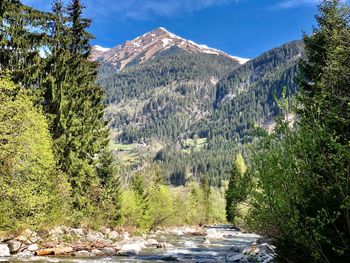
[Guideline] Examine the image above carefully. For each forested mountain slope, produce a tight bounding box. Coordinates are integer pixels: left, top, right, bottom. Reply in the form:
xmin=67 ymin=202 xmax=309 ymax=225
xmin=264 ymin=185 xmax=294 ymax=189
xmin=94 ymin=29 xmax=304 ymax=185
xmin=99 ymin=53 xmax=240 ymax=143
xmin=195 ymin=40 xmax=303 ymax=142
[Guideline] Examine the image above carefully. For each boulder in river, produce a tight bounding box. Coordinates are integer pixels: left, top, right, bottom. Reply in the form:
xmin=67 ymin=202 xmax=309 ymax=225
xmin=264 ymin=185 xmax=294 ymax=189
xmin=145 ymin=238 xmax=159 ymax=247
xmin=156 ymin=242 xmax=174 ymax=249
xmin=230 ymin=245 xmax=241 ymax=252
xmin=7 ymin=240 xmax=22 ymax=253
xmin=101 ymin=247 xmax=117 ymax=256
xmin=203 ymin=237 xmax=211 ymax=246
xmin=205 ymin=229 xmax=224 ymax=239
xmin=118 ymin=242 xmax=144 ymax=255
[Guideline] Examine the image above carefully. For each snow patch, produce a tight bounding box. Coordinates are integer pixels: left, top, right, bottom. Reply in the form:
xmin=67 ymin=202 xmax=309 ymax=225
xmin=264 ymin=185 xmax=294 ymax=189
xmin=198 ymin=44 xmax=210 ymax=49
xmin=161 ymin=38 xmax=173 ymax=47
xmin=94 ymin=45 xmax=110 ymax=53
xmin=230 ymin=56 xmax=250 ymax=64
xmin=202 ymin=50 xmax=219 ymax=55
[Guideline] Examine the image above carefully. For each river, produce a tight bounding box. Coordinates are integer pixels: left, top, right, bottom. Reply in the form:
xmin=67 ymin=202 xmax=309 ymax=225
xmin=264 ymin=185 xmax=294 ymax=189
xmin=0 ymin=225 xmax=266 ymax=262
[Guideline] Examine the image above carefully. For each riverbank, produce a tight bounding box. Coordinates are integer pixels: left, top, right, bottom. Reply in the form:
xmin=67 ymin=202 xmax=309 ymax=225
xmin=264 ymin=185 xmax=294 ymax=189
xmin=0 ymin=225 xmax=275 ymax=262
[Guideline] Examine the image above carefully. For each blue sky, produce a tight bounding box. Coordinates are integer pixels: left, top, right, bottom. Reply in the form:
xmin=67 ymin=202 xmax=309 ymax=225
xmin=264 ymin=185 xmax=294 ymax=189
xmin=22 ymin=0 xmax=322 ymax=58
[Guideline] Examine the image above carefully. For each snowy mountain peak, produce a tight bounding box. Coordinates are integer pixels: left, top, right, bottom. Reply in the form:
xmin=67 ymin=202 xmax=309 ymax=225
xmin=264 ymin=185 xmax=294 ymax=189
xmin=91 ymin=27 xmax=249 ymax=70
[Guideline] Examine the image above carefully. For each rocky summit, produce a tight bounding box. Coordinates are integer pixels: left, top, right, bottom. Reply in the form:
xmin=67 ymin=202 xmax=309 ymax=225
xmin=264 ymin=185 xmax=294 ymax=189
xmin=90 ymin=27 xmax=249 ymax=70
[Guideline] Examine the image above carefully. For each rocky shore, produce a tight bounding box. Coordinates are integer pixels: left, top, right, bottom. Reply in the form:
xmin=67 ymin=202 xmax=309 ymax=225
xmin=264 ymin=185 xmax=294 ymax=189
xmin=0 ymin=225 xmax=276 ymax=262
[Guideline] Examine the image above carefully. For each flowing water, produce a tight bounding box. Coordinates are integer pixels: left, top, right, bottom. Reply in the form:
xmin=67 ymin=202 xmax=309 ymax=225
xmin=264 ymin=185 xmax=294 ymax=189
xmin=0 ymin=225 xmax=260 ymax=263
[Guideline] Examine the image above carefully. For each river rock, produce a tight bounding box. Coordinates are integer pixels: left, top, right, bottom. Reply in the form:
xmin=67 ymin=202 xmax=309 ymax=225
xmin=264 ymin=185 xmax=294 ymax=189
xmin=159 ymin=236 xmax=166 ymax=242
xmin=49 ymin=226 xmax=65 ymax=236
xmin=243 ymin=243 xmax=276 ymax=263
xmin=132 ymin=236 xmax=145 ymax=243
xmin=170 ymin=228 xmax=184 ymax=235
xmin=227 ymin=253 xmax=244 ymax=262
xmin=182 ymin=226 xmax=199 ymax=235
xmin=191 ymin=231 xmax=206 ymax=236
xmin=145 ymin=238 xmax=159 ymax=247
xmin=70 ymin=228 xmax=85 ymax=237
xmin=99 ymin=227 xmax=111 ymax=235
xmin=205 ymin=229 xmax=223 ymax=239
xmin=203 ymin=238 xmax=211 ymax=246
xmin=27 ymin=244 xmax=39 ymax=252
xmin=118 ymin=242 xmax=143 ymax=255
xmin=86 ymin=230 xmax=104 ymax=243
xmin=17 ymin=251 xmax=34 ymax=257
xmin=122 ymin=232 xmax=130 ymax=240
xmin=7 ymin=240 xmax=22 ymax=253
xmin=73 ymin=250 xmax=92 ymax=257
xmin=16 ymin=229 xmax=38 ymax=244
xmin=101 ymin=247 xmax=117 ymax=256
xmin=0 ymin=244 xmax=10 ymax=257
xmin=148 ymin=234 xmax=157 ymax=239
xmin=230 ymin=245 xmax=241 ymax=252
xmin=156 ymin=242 xmax=174 ymax=249
xmin=107 ymin=231 xmax=119 ymax=240
xmin=91 ymin=249 xmax=104 ymax=256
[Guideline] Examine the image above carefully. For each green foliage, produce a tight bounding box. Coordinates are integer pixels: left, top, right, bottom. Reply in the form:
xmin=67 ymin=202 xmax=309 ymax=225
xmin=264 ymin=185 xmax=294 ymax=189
xmin=0 ymin=77 xmax=70 ymax=231
xmin=119 ymin=165 xmax=226 ymax=230
xmin=0 ymin=0 xmax=120 ymax=229
xmin=225 ymin=153 xmax=252 ymax=224
xmin=248 ymin=1 xmax=350 ymax=262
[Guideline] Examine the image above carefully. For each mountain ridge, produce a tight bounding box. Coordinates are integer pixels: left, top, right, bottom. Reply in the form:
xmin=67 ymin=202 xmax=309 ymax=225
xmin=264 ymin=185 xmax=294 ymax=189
xmin=91 ymin=27 xmax=249 ymax=70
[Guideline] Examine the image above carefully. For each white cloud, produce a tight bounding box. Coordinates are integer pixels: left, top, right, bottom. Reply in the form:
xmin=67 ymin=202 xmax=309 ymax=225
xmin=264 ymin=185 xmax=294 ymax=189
xmin=276 ymin=0 xmax=322 ymax=9
xmin=23 ymin=0 xmax=239 ymax=20
xmin=85 ymin=0 xmax=240 ymax=20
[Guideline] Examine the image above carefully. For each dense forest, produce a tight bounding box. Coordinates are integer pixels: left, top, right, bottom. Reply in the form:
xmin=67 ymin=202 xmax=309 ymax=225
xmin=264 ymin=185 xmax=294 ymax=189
xmin=98 ymin=38 xmax=303 ymax=186
xmin=0 ymin=0 xmax=349 ymax=262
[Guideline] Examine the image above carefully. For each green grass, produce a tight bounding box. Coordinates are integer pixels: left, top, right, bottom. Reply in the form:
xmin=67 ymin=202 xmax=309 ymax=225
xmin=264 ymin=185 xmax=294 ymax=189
xmin=110 ymin=142 xmax=138 ymax=151
xmin=182 ymin=138 xmax=208 ymax=154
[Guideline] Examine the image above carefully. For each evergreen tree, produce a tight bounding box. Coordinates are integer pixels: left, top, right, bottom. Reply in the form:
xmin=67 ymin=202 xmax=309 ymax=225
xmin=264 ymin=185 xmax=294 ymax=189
xmin=97 ymin=148 xmax=122 ymax=225
xmin=225 ymin=153 xmax=249 ymax=224
xmin=47 ymin=0 xmax=112 ymax=212
xmin=200 ymin=175 xmax=212 ymax=223
xmin=0 ymin=0 xmax=49 ymax=89
xmin=131 ymin=173 xmax=151 ymax=228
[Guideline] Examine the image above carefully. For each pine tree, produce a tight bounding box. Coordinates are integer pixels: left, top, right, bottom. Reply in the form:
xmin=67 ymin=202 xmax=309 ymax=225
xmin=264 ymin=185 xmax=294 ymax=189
xmin=98 ymin=148 xmax=122 ymax=225
xmin=200 ymin=175 xmax=212 ymax=223
xmin=46 ymin=0 xmax=112 ymax=212
xmin=225 ymin=153 xmax=248 ymax=223
xmin=299 ymin=0 xmax=350 ymax=142
xmin=0 ymin=0 xmax=49 ymax=89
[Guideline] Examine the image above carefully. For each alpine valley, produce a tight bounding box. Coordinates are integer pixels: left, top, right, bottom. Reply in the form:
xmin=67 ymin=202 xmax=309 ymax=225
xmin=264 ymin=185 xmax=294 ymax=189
xmin=91 ymin=27 xmax=304 ymax=185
